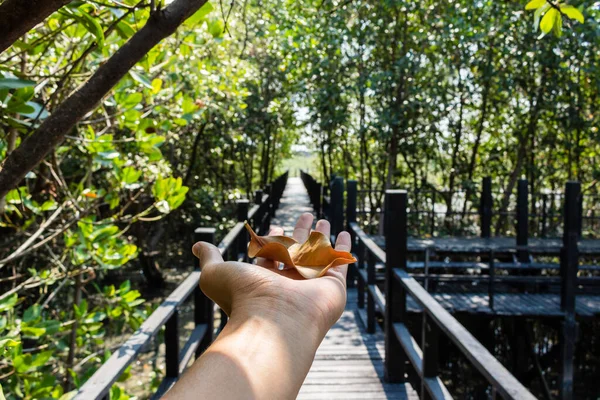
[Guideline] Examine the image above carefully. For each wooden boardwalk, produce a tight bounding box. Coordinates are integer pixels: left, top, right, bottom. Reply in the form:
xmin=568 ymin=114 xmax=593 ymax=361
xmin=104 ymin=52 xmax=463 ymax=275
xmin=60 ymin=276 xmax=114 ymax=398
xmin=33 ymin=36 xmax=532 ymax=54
xmin=405 ymin=292 xmax=600 ymax=316
xmin=372 ymin=235 xmax=600 ymax=255
xmin=272 ymin=177 xmax=417 ymax=400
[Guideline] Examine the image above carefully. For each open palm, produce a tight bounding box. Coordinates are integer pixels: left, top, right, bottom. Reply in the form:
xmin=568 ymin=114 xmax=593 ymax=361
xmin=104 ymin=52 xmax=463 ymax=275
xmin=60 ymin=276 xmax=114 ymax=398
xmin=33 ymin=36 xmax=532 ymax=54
xmin=192 ymin=213 xmax=351 ymax=335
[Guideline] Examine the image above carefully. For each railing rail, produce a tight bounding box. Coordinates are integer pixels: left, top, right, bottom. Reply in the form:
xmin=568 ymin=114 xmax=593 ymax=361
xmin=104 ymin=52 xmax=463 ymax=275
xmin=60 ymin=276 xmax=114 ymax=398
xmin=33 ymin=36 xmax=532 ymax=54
xmin=75 ymin=172 xmax=288 ymax=400
xmin=349 ymin=217 xmax=537 ymax=399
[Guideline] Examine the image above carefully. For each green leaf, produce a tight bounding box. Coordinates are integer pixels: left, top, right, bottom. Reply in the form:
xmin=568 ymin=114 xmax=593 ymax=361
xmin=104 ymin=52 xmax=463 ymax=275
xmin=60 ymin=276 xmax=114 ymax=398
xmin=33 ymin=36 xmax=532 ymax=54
xmin=560 ymin=5 xmax=584 ymax=23
xmin=540 ymin=8 xmax=557 ymax=33
xmin=19 ymin=101 xmax=49 ymax=120
xmin=59 ymin=391 xmax=77 ymax=400
xmin=23 ymin=304 xmax=41 ymax=323
xmin=31 ymin=350 xmax=53 ymax=367
xmin=151 ymin=78 xmax=163 ymax=94
xmin=78 ymin=9 xmax=105 ymax=48
xmin=185 ymin=1 xmax=215 ymax=26
xmin=553 ymin=12 xmax=563 ymax=37
xmin=0 ymin=337 xmax=20 ymax=348
xmin=0 ymin=78 xmax=35 ymax=89
xmin=0 ymin=382 xmax=6 ymax=400
xmin=208 ymin=19 xmax=225 ymax=38
xmin=534 ymin=3 xmax=551 ymax=31
xmin=0 ymin=294 xmax=18 ymax=312
xmin=116 ymin=20 xmax=135 ymax=39
xmin=525 ymin=0 xmax=546 ymax=10
xmin=84 ymin=312 xmax=107 ymax=324
xmin=119 ymin=280 xmax=131 ymax=294
xmin=129 ymin=70 xmax=153 ymax=89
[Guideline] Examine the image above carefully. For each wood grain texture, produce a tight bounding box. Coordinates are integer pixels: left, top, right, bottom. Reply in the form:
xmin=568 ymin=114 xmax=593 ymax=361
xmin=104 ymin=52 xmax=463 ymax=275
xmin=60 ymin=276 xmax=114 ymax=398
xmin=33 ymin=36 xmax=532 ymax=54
xmin=297 ymin=289 xmax=418 ymax=400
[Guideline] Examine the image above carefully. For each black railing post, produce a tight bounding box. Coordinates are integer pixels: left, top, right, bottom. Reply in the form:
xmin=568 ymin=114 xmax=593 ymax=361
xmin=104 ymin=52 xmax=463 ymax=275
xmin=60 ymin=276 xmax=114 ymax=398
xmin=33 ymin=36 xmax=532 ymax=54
xmin=347 ymin=180 xmax=357 ymax=288
xmin=254 ymin=190 xmax=263 ymax=206
xmin=577 ymin=195 xmax=583 ymax=239
xmin=316 ymin=182 xmax=323 ymax=219
xmin=254 ymin=190 xmax=265 ymax=234
xmin=347 ymin=180 xmax=358 ymax=229
xmin=237 ymin=199 xmax=249 ymax=261
xmin=194 ymin=227 xmax=216 ymax=356
xmin=165 ymin=309 xmax=180 ymax=380
xmin=517 ymin=179 xmax=529 ymax=263
xmin=541 ymin=193 xmax=548 ymax=238
xmin=265 ymin=184 xmax=274 ymax=218
xmin=560 ymin=181 xmax=580 ymax=400
xmin=331 ymin=177 xmax=344 ymax=237
xmin=384 ymin=190 xmax=408 ymax=383
xmin=480 ymin=177 xmax=492 ymax=238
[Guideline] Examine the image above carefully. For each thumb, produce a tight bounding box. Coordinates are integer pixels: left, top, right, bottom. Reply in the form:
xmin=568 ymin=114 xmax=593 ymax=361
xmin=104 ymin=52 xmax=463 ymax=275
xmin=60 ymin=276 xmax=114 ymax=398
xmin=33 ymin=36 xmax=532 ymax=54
xmin=192 ymin=241 xmax=224 ymax=270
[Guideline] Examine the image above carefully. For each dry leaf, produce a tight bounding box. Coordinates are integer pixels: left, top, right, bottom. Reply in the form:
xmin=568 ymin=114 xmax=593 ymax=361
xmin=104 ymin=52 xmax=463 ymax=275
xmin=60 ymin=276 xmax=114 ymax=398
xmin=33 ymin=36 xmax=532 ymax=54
xmin=244 ymin=222 xmax=356 ymax=279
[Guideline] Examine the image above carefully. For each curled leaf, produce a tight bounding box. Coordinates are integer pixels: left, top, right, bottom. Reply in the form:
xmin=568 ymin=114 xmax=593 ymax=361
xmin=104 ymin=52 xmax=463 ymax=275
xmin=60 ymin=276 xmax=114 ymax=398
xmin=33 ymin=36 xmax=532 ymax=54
xmin=245 ymin=222 xmax=356 ymax=279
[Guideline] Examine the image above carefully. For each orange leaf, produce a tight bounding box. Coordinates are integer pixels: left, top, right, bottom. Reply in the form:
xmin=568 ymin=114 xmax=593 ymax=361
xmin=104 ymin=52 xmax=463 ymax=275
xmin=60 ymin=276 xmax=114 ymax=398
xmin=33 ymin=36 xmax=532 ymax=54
xmin=244 ymin=222 xmax=356 ymax=279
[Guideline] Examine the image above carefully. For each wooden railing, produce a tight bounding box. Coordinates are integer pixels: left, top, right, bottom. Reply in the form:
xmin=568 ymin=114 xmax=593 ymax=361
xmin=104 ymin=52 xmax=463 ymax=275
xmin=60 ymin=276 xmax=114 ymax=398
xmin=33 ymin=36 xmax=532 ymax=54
xmin=349 ymin=190 xmax=537 ymax=400
xmin=299 ymin=171 xmax=539 ymax=399
xmin=75 ymin=172 xmax=288 ymax=400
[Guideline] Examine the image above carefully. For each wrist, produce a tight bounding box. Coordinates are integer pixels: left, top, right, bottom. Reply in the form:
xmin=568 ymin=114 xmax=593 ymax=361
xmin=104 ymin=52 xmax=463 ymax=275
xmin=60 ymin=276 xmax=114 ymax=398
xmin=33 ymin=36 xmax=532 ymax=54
xmin=229 ymin=296 xmax=326 ymax=349
xmin=208 ymin=309 xmax=321 ymax=399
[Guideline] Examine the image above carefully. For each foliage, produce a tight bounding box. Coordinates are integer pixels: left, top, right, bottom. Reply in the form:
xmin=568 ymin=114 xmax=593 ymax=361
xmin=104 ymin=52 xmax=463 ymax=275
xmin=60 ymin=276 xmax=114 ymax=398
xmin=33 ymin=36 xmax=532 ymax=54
xmin=525 ymin=0 xmax=585 ymax=37
xmin=0 ymin=0 xmax=297 ymax=397
xmin=0 ymin=0 xmax=598 ymax=397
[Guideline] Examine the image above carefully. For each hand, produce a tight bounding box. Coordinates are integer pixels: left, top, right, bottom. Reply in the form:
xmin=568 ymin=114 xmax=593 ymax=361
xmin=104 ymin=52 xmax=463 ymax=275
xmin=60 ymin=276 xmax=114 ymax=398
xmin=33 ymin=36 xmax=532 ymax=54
xmin=192 ymin=212 xmax=351 ymax=341
xmin=164 ymin=214 xmax=352 ymax=400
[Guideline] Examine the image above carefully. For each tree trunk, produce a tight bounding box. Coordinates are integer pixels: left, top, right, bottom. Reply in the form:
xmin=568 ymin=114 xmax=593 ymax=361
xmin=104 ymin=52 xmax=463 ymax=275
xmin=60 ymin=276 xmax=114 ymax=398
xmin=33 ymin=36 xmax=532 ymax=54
xmin=0 ymin=0 xmax=209 ymax=199
xmin=0 ymin=0 xmax=72 ymax=54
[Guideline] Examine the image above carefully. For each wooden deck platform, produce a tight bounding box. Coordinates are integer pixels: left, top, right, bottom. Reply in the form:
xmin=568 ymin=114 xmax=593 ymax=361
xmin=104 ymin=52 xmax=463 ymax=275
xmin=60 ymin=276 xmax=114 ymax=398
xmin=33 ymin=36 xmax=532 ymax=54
xmin=405 ymin=292 xmax=600 ymax=317
xmin=273 ymin=178 xmax=417 ymax=399
xmin=372 ymin=235 xmax=600 ymax=256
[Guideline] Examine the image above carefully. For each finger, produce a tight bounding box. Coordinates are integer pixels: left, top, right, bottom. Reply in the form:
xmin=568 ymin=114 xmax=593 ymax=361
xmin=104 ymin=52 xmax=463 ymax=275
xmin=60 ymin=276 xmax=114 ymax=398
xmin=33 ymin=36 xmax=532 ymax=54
xmin=192 ymin=241 xmax=224 ymax=270
xmin=334 ymin=231 xmax=351 ymax=252
xmin=314 ymin=219 xmax=331 ymax=239
xmin=293 ymin=213 xmax=314 ymax=243
xmin=269 ymin=226 xmax=284 ymax=236
xmin=324 ymin=231 xmax=352 ymax=284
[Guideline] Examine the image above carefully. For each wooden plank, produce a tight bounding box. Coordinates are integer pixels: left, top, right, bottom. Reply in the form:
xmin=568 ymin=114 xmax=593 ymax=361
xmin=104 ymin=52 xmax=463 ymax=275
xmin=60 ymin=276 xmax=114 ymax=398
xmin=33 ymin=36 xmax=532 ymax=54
xmin=369 ymin=284 xmax=386 ymax=312
xmin=393 ymin=323 xmax=422 ymax=376
xmin=395 ymin=269 xmax=537 ymax=400
xmin=423 ymin=377 xmax=454 ymax=400
xmin=350 ymin=222 xmax=386 ymax=263
xmin=75 ymin=271 xmax=200 ymax=400
xmin=217 ymin=222 xmax=244 ymax=255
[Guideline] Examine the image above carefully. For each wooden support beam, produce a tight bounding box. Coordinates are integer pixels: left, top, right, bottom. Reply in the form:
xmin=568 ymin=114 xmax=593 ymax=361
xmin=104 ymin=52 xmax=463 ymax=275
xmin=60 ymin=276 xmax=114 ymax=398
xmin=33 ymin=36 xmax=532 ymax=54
xmin=480 ymin=177 xmax=492 ymax=238
xmin=331 ymin=177 xmax=344 ymax=237
xmin=384 ymin=189 xmax=408 ymax=382
xmin=560 ymin=181 xmax=580 ymax=400
xmin=517 ymin=179 xmax=529 ymax=262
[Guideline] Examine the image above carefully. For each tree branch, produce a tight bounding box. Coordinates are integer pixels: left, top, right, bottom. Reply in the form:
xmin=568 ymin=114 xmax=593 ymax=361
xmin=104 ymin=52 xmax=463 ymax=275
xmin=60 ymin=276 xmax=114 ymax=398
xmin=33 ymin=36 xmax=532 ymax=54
xmin=0 ymin=0 xmax=209 ymax=199
xmin=0 ymin=0 xmax=72 ymax=54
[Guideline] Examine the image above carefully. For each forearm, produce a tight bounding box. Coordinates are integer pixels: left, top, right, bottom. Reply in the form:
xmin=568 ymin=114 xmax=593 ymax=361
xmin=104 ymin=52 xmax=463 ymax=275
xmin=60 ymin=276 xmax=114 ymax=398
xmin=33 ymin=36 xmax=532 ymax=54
xmin=164 ymin=307 xmax=324 ymax=399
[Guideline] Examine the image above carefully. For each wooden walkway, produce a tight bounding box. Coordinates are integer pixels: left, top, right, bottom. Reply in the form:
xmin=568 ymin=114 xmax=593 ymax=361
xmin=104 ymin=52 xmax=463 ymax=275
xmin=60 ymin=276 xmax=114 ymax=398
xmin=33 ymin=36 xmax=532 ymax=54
xmin=372 ymin=235 xmax=600 ymax=255
xmin=272 ymin=177 xmax=417 ymax=400
xmin=405 ymin=292 xmax=600 ymax=317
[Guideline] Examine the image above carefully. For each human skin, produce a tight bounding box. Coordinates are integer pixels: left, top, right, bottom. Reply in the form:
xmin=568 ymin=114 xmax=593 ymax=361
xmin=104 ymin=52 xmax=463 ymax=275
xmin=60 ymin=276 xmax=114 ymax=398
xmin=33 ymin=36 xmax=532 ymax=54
xmin=163 ymin=213 xmax=351 ymax=400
